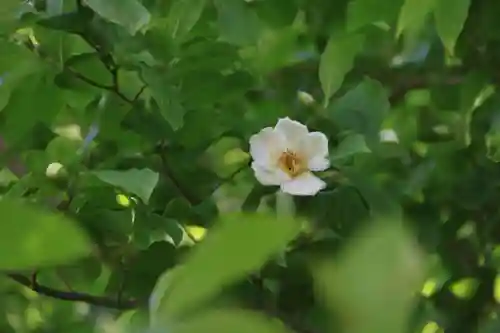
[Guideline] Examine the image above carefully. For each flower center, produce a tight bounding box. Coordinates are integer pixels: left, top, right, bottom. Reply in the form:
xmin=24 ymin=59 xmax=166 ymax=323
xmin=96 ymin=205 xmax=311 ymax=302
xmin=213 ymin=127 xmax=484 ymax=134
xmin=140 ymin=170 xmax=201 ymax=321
xmin=278 ymin=150 xmax=307 ymax=178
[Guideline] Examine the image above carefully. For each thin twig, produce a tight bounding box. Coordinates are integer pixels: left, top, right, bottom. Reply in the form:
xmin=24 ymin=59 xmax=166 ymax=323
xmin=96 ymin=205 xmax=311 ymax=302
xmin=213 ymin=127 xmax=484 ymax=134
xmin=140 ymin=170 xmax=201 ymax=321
xmin=133 ymin=85 xmax=147 ymax=102
xmin=68 ymin=69 xmax=134 ymax=104
xmin=158 ymin=148 xmax=200 ymax=205
xmin=7 ymin=273 xmax=139 ymax=309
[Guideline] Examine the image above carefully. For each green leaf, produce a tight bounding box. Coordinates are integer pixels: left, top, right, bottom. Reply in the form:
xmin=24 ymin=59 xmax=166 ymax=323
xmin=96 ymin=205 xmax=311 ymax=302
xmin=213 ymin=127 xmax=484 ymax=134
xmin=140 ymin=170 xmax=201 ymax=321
xmin=172 ymin=308 xmax=294 ymax=333
xmin=0 ymin=40 xmax=42 ymax=87
xmin=166 ymin=0 xmax=207 ymax=40
xmin=46 ymin=136 xmax=82 ymax=166
xmin=141 ymin=66 xmax=185 ymax=130
xmin=0 ymin=84 xmax=10 ymax=112
xmin=0 ymin=198 xmax=91 ymax=270
xmin=312 ymin=222 xmax=425 ymax=333
xmin=433 ymin=0 xmax=471 ymax=54
xmin=46 ymin=0 xmax=64 ymax=16
xmin=346 ymin=0 xmax=405 ymax=31
xmin=331 ymin=134 xmax=371 ymax=163
xmin=83 ymin=0 xmax=151 ymax=35
xmin=319 ymin=32 xmax=364 ymax=105
xmin=485 ymin=112 xmax=500 ymax=162
xmin=396 ymin=0 xmax=435 ymax=37
xmin=0 ymin=0 xmax=20 ymax=24
xmin=214 ymin=0 xmax=262 ymax=46
xmin=65 ymin=53 xmax=113 ymax=87
xmin=151 ymin=213 xmax=302 ymax=322
xmin=92 ymin=168 xmax=159 ymax=204
xmin=3 ymin=72 xmax=65 ymax=144
xmin=329 ymin=78 xmax=390 ymax=142
xmin=344 ymin=168 xmax=401 ymax=216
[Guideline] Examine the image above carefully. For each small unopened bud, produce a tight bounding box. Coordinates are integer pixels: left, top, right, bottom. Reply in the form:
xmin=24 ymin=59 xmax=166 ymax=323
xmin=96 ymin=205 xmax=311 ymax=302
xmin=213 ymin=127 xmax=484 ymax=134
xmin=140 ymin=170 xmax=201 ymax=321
xmin=46 ymin=162 xmax=64 ymax=178
xmin=116 ymin=194 xmax=131 ymax=207
xmin=379 ymin=129 xmax=399 ymax=143
xmin=297 ymin=91 xmax=315 ymax=106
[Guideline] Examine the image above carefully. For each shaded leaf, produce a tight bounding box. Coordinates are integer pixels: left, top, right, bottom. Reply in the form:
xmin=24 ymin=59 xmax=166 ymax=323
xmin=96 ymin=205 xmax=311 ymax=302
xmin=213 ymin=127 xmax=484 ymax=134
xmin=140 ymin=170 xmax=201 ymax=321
xmin=331 ymin=133 xmax=371 ymax=163
xmin=329 ymin=78 xmax=390 ymax=142
xmin=214 ymin=0 xmax=262 ymax=46
xmin=142 ymin=66 xmax=185 ymax=130
xmin=166 ymin=0 xmax=207 ymax=40
xmin=319 ymin=32 xmax=364 ymax=105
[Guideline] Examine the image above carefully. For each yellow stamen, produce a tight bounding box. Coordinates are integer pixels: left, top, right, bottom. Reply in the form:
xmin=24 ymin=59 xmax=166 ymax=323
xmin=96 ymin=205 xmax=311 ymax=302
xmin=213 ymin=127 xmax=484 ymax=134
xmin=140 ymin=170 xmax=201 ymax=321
xmin=278 ymin=150 xmax=307 ymax=178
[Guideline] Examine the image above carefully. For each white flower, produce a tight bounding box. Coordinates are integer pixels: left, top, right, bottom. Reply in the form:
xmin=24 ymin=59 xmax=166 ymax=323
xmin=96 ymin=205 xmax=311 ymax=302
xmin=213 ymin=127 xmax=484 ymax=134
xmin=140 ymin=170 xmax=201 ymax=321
xmin=249 ymin=117 xmax=330 ymax=196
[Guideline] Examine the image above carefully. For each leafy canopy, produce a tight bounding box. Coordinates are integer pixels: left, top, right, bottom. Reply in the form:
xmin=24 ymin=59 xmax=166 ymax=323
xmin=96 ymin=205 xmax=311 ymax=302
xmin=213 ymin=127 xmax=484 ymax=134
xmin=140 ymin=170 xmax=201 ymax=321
xmin=0 ymin=0 xmax=499 ymax=333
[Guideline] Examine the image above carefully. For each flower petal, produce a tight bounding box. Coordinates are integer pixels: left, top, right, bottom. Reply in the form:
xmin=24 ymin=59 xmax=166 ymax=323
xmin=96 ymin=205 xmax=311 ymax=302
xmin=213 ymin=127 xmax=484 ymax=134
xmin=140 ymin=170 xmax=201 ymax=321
xmin=249 ymin=127 xmax=286 ymax=165
xmin=280 ymin=172 xmax=326 ymax=196
xmin=252 ymin=162 xmax=289 ymax=186
xmin=275 ymin=117 xmax=309 ymax=149
xmin=308 ymin=157 xmax=330 ymax=171
xmin=304 ymin=132 xmax=330 ymax=171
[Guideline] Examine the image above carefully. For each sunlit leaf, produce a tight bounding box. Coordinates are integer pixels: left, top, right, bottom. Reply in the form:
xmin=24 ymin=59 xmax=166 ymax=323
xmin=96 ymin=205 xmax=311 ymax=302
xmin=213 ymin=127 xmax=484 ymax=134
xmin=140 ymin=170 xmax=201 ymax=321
xmin=449 ymin=277 xmax=478 ymax=300
xmin=172 ymin=308 xmax=293 ymax=333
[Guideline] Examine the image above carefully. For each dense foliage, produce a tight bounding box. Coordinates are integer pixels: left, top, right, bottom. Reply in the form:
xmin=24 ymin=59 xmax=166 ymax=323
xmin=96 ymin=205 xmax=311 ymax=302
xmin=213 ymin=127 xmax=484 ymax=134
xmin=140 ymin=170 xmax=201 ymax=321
xmin=1 ymin=0 xmax=500 ymax=332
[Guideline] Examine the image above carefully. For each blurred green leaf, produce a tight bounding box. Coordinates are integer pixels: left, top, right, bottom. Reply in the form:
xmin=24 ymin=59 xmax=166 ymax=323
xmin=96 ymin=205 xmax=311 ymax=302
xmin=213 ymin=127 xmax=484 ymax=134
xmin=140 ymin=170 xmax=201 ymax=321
xmin=172 ymin=308 xmax=293 ymax=333
xmin=433 ymin=0 xmax=471 ymax=54
xmin=319 ymin=32 xmax=364 ymax=105
xmin=0 ymin=198 xmax=91 ymax=270
xmin=83 ymin=0 xmax=151 ymax=35
xmin=92 ymin=168 xmax=159 ymax=204
xmin=151 ymin=213 xmax=302 ymax=322
xmin=313 ymin=222 xmax=425 ymax=333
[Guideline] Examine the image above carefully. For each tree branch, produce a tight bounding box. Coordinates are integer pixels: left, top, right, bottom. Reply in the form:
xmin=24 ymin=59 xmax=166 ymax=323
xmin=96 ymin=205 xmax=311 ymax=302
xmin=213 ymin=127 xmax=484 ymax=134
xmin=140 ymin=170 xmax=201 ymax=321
xmin=7 ymin=273 xmax=140 ymax=309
